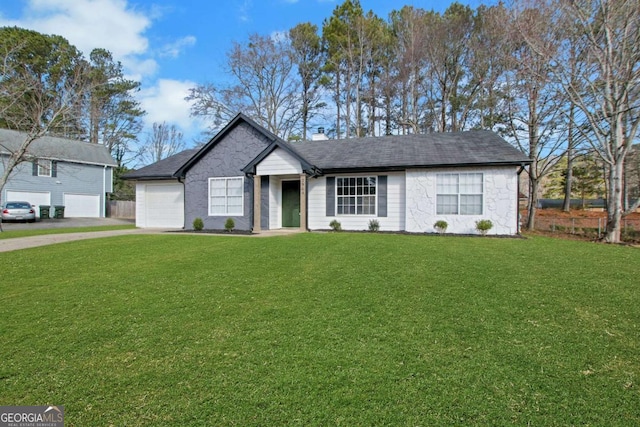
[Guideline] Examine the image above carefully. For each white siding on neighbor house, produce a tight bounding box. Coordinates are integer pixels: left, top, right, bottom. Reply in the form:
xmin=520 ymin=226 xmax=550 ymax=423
xmin=256 ymin=149 xmax=303 ymax=176
xmin=405 ymin=166 xmax=519 ymax=235
xmin=5 ymin=190 xmax=51 ymax=218
xmin=307 ymin=172 xmax=406 ymax=231
xmin=135 ymin=181 xmax=184 ymax=228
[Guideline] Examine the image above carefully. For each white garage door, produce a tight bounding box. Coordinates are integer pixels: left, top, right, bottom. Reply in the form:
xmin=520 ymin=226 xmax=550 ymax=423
xmin=64 ymin=193 xmax=101 ymax=217
xmin=6 ymin=190 xmax=51 ymax=218
xmin=144 ymin=184 xmax=184 ymax=228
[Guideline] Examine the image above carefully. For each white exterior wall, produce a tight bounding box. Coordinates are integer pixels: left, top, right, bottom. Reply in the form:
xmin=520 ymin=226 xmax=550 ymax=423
xmin=405 ymin=166 xmax=520 ymax=235
xmin=307 ymin=172 xmax=406 ymax=231
xmin=256 ymin=149 xmax=302 ymax=176
xmin=268 ymin=175 xmax=283 ymax=229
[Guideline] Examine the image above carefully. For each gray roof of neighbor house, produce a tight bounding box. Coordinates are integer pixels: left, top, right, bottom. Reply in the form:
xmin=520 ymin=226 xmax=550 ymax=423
xmin=122 ymin=148 xmax=199 ymax=180
xmin=0 ymin=128 xmax=117 ymax=166
xmin=288 ymin=130 xmax=530 ymax=173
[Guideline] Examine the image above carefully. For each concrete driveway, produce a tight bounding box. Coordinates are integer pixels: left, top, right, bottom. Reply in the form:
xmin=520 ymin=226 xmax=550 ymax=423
xmin=0 ymin=217 xmax=143 ymax=253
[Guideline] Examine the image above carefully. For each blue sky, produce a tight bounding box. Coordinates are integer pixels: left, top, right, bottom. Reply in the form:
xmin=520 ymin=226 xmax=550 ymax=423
xmin=0 ymin=0 xmax=489 ymax=146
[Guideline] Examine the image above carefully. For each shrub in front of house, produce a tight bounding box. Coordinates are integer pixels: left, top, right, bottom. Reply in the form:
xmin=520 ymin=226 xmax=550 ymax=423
xmin=225 ymin=218 xmax=235 ymax=232
xmin=368 ymin=219 xmax=380 ymax=232
xmin=192 ymin=217 xmax=204 ymax=231
xmin=475 ymin=219 xmax=493 ymax=236
xmin=434 ymin=220 xmax=448 ymax=234
xmin=329 ymin=219 xmax=342 ymax=232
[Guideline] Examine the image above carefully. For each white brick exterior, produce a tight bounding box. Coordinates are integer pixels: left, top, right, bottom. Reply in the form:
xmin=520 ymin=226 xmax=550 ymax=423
xmin=405 ymin=166 xmax=520 ymax=235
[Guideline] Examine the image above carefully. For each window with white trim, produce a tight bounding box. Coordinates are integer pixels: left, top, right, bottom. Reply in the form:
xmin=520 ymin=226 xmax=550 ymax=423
xmin=37 ymin=160 xmax=52 ymax=177
xmin=436 ymin=173 xmax=483 ymax=215
xmin=208 ymin=177 xmax=244 ymax=216
xmin=336 ymin=176 xmax=377 ymax=215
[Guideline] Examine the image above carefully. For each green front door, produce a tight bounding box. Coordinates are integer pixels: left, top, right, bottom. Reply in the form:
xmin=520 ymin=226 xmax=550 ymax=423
xmin=282 ymin=180 xmax=300 ymax=227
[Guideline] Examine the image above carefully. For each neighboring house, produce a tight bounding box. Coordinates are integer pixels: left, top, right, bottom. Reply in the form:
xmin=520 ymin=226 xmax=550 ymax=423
xmin=125 ymin=113 xmax=531 ymax=235
xmin=0 ymin=128 xmax=117 ymax=218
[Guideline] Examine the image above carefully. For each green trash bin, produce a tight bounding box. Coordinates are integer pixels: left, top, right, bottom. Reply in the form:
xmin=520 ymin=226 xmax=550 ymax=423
xmin=53 ymin=205 xmax=65 ymax=219
xmin=39 ymin=205 xmax=51 ymax=219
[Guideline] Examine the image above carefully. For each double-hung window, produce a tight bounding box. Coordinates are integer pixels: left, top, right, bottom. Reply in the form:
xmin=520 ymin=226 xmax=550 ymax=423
xmin=436 ymin=173 xmax=483 ymax=215
xmin=37 ymin=160 xmax=52 ymax=177
xmin=336 ymin=176 xmax=376 ymax=215
xmin=209 ymin=177 xmax=244 ymax=216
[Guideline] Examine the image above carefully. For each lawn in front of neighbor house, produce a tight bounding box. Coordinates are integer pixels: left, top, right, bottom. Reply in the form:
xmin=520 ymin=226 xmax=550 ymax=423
xmin=0 ymin=233 xmax=638 ymax=425
xmin=0 ymin=224 xmax=135 ymax=240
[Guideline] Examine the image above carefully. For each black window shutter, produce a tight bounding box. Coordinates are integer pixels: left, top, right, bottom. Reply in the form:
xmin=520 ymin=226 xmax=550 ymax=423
xmin=378 ymin=175 xmax=387 ymax=217
xmin=51 ymin=161 xmax=57 ymax=177
xmin=326 ymin=176 xmax=335 ymax=216
xmin=32 ymin=161 xmax=38 ymax=176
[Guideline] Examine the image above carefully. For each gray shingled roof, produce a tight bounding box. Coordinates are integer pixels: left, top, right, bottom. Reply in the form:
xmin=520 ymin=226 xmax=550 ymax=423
xmin=289 ymin=130 xmax=529 ymax=172
xmin=122 ymin=148 xmax=199 ymax=180
xmin=125 ymin=113 xmax=530 ymax=181
xmin=0 ymin=128 xmax=117 ymax=166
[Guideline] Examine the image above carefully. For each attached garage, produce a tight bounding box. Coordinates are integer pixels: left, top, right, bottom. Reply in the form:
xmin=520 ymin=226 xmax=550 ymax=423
xmin=136 ymin=182 xmax=184 ymax=228
xmin=6 ymin=190 xmax=51 ymax=218
xmin=64 ymin=193 xmax=101 ymax=217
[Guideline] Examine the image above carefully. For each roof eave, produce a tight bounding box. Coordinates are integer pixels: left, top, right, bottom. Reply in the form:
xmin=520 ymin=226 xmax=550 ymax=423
xmin=121 ymin=175 xmax=182 ymax=182
xmin=243 ymin=139 xmax=316 ymax=176
xmin=176 ymin=113 xmax=279 ymax=177
xmin=318 ymin=160 xmax=531 ymax=175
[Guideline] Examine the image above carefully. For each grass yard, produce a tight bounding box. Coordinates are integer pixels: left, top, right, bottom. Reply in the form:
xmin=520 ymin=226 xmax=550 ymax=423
xmin=0 ymin=233 xmax=638 ymax=425
xmin=0 ymin=225 xmax=135 ymax=240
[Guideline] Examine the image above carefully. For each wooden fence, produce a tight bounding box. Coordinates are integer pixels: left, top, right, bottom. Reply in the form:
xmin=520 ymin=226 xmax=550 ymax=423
xmin=107 ymin=200 xmax=135 ymax=219
xmin=532 ymin=216 xmax=640 ymax=241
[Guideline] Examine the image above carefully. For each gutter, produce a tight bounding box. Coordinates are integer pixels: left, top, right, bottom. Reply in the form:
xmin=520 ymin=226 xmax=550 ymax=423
xmin=103 ymin=165 xmax=107 ymax=218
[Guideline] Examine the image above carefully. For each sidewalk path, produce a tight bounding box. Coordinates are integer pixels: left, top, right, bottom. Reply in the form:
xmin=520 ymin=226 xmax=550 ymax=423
xmin=0 ymin=228 xmax=159 ymax=253
xmin=0 ymin=227 xmax=303 ymax=252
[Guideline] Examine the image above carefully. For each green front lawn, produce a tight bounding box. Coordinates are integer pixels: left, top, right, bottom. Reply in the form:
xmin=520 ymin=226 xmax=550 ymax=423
xmin=0 ymin=225 xmax=135 ymax=240
xmin=0 ymin=233 xmax=638 ymax=425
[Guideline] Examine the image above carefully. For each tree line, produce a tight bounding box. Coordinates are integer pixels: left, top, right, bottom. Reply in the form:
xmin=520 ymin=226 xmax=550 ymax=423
xmin=187 ymin=0 xmax=639 ymax=243
xmin=0 ymin=0 xmax=638 ymax=243
xmin=0 ymin=26 xmax=189 ymax=200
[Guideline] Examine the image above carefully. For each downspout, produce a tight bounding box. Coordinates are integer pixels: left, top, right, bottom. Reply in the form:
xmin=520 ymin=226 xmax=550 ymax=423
xmin=517 ymin=164 xmax=526 ymax=234
xmin=103 ymin=165 xmax=107 ymax=218
xmin=177 ymin=176 xmax=185 ymax=229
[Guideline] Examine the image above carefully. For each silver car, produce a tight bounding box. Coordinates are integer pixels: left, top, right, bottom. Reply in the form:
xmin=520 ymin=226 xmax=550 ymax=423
xmin=1 ymin=201 xmax=36 ymax=223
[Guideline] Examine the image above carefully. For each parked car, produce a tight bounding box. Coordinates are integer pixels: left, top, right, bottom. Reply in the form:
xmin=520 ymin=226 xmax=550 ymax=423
xmin=1 ymin=201 xmax=36 ymax=223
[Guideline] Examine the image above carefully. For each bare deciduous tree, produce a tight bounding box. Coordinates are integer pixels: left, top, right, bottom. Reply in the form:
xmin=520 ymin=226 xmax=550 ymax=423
xmin=138 ymin=122 xmax=186 ymax=166
xmin=519 ymin=0 xmax=640 ymax=242
xmin=0 ymin=28 xmax=90 ymax=231
xmin=187 ymin=33 xmax=302 ymax=140
xmin=508 ymin=5 xmax=567 ymax=230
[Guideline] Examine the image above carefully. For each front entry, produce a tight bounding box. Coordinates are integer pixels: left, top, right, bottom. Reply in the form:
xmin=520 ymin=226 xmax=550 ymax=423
xmin=282 ymin=180 xmax=301 ymax=227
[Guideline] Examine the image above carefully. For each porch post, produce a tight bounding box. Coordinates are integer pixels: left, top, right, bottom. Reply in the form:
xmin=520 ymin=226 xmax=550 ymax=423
xmin=253 ymin=175 xmax=261 ymax=233
xmin=299 ymin=174 xmax=307 ymax=231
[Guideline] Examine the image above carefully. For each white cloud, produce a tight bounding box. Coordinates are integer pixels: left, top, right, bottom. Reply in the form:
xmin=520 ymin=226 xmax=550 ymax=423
xmin=0 ymin=0 xmax=206 ymax=147
xmin=0 ymin=0 xmax=156 ymax=78
xmin=160 ymin=35 xmax=197 ymax=59
xmin=270 ymin=30 xmax=289 ymax=43
xmin=237 ymin=0 xmax=252 ymax=23
xmin=138 ymin=79 xmax=203 ymax=140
